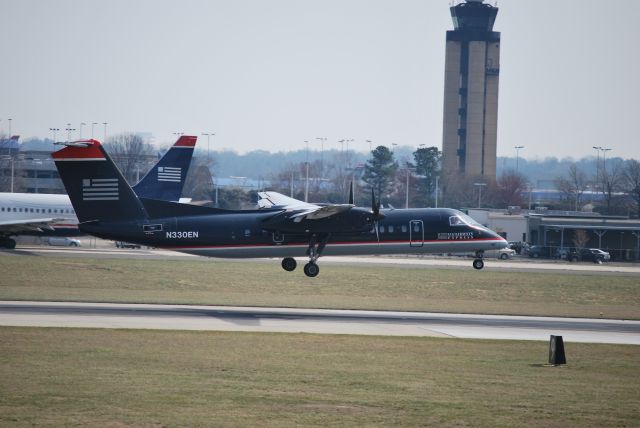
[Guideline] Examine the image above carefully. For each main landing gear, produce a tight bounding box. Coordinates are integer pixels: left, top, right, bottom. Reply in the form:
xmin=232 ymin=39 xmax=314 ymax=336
xmin=280 ymin=234 xmax=330 ymax=277
xmin=473 ymin=250 xmax=484 ymax=270
xmin=0 ymin=237 xmax=16 ymax=249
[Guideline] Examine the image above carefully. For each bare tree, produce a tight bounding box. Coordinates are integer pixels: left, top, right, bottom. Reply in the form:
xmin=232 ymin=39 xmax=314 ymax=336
xmin=182 ymin=156 xmax=214 ymax=201
xmin=599 ymin=158 xmax=625 ymax=214
xmin=623 ymin=159 xmax=640 ymax=218
xmin=572 ymin=229 xmax=589 ymax=250
xmin=493 ymin=170 xmax=528 ymax=208
xmin=554 ymin=164 xmax=589 ymax=211
xmin=103 ymin=133 xmax=155 ymax=185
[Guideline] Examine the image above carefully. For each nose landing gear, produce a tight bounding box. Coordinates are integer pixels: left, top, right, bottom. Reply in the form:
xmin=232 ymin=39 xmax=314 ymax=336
xmin=472 ymin=250 xmax=485 ymax=270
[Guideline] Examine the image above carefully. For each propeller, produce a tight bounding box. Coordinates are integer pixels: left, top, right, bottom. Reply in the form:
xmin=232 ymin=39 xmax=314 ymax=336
xmin=370 ymin=188 xmax=385 ymax=242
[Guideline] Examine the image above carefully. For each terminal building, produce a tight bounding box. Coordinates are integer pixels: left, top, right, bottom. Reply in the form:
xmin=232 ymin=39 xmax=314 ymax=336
xmin=442 ymin=0 xmax=500 ymax=180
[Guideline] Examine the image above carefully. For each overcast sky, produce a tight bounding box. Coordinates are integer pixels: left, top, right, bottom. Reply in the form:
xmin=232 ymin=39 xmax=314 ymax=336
xmin=1 ymin=0 xmax=639 ymax=160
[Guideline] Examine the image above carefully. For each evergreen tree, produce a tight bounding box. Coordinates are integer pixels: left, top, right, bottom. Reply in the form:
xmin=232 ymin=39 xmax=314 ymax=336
xmin=362 ymin=146 xmax=398 ymax=202
xmin=411 ymin=146 xmax=441 ymax=206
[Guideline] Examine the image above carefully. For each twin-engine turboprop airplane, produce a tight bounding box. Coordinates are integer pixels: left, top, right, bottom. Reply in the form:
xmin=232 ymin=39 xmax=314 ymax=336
xmin=52 ymin=139 xmax=507 ymax=276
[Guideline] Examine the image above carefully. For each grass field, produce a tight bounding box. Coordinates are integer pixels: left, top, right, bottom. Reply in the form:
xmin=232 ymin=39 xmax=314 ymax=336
xmin=1 ymin=327 xmax=639 ymax=427
xmin=1 ymin=255 xmax=639 ymax=319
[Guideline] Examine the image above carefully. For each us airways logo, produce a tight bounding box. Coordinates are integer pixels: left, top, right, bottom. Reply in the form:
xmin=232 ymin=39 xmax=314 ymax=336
xmin=158 ymin=167 xmax=181 ymax=182
xmin=82 ymin=178 xmax=119 ymax=201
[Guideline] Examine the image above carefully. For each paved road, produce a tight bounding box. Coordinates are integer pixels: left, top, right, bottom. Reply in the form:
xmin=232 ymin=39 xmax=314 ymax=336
xmin=5 ymin=245 xmax=640 ymax=275
xmin=1 ymin=301 xmax=638 ymax=345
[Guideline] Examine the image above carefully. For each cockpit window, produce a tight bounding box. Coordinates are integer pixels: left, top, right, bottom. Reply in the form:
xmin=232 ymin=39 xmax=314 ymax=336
xmin=449 ymin=213 xmax=483 ymax=228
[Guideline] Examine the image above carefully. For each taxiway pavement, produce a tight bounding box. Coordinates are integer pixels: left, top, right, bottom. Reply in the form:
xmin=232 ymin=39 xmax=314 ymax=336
xmin=1 ymin=301 xmax=638 ymax=345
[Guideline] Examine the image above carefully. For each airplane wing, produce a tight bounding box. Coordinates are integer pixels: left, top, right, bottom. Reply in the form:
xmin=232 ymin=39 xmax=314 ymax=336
xmin=257 ymin=191 xmax=317 ymax=210
xmin=0 ymin=218 xmax=62 ymax=234
xmin=289 ymin=204 xmax=354 ymax=221
xmin=257 ymin=191 xmax=354 ymax=222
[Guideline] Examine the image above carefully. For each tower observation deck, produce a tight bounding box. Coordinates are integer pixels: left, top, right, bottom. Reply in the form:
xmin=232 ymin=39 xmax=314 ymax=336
xmin=442 ymin=0 xmax=500 ymax=180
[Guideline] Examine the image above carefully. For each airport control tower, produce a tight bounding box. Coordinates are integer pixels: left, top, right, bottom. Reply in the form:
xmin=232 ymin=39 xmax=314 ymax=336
xmin=442 ymin=0 xmax=500 ymax=179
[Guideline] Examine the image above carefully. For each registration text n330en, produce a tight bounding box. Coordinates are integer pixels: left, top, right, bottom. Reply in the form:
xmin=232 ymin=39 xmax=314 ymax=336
xmin=166 ymin=231 xmax=199 ymax=239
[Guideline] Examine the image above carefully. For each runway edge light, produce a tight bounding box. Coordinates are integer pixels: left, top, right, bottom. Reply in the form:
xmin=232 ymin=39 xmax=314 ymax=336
xmin=548 ymin=335 xmax=567 ymax=365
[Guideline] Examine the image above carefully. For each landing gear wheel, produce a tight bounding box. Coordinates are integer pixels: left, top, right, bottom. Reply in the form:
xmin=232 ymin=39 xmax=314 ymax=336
xmin=499 ymin=253 xmax=509 ymax=260
xmin=281 ymin=257 xmax=297 ymax=272
xmin=473 ymin=258 xmax=484 ymax=270
xmin=303 ymin=262 xmax=320 ymax=277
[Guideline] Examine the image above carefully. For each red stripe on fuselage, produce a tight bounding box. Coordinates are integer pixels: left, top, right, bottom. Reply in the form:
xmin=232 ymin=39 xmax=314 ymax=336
xmin=161 ymin=237 xmax=505 ymax=250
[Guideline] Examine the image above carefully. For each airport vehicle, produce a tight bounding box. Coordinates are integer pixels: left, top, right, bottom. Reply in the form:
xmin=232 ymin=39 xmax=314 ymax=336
xmin=0 ymin=136 xmax=197 ymax=249
xmin=569 ymin=248 xmax=610 ymax=263
xmin=47 ymin=237 xmax=81 ymax=247
xmin=115 ymin=241 xmax=141 ymax=249
xmin=52 ymin=139 xmax=508 ymax=277
xmin=527 ymin=245 xmax=554 ymax=259
xmin=492 ymin=248 xmax=516 ymax=259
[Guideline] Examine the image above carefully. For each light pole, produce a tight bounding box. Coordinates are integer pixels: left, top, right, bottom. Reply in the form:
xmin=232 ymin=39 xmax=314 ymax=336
xmin=65 ymin=123 xmax=76 ymax=142
xmin=8 ymin=118 xmax=12 ymax=136
xmin=345 ymin=138 xmax=354 ymax=168
xmin=92 ymin=122 xmax=98 ymax=139
xmin=593 ymin=146 xmax=602 ymax=189
xmin=366 ymin=139 xmax=373 ymax=152
xmin=79 ymin=122 xmax=86 ymax=139
xmin=102 ymin=122 xmax=108 ymax=142
xmin=304 ymin=140 xmax=310 ymax=202
xmin=602 ymin=147 xmax=612 ymax=176
xmin=474 ymin=182 xmax=487 ymax=208
xmin=405 ymin=166 xmax=415 ymax=209
xmin=434 ymin=175 xmax=439 ymax=208
xmin=202 ymin=132 xmax=215 ymax=160
xmin=315 ymin=137 xmax=326 ymax=178
xmin=514 ymin=145 xmax=524 ymax=173
xmin=49 ymin=128 xmax=59 ymax=151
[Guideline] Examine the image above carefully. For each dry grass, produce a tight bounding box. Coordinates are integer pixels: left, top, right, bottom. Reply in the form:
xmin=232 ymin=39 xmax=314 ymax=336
xmin=0 ymin=327 xmax=638 ymax=427
xmin=1 ymin=255 xmax=639 ymax=319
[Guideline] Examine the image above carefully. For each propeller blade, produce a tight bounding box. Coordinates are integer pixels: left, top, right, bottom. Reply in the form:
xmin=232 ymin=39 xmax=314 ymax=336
xmin=348 ymin=181 xmax=354 ymax=205
xmin=371 ymin=188 xmax=382 ymax=219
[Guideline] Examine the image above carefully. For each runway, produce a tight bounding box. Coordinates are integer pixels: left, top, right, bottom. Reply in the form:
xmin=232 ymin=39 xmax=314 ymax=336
xmin=6 ymin=245 xmax=640 ymax=275
xmin=1 ymin=301 xmax=639 ymax=345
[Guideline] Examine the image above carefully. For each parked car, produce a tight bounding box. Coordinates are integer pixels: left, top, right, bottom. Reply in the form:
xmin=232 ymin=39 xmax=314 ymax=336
xmin=569 ymin=248 xmax=611 ymax=264
xmin=485 ymin=248 xmax=516 ymax=260
xmin=527 ymin=245 xmax=554 ymax=259
xmin=47 ymin=237 xmax=81 ymax=247
xmin=115 ymin=241 xmax=141 ymax=249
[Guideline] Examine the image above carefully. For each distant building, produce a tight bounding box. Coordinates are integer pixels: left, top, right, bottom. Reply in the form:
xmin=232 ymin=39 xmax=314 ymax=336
xmin=442 ymin=0 xmax=500 ymax=180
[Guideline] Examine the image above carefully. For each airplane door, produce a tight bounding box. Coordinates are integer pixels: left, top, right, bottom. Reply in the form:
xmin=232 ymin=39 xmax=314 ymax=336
xmin=409 ymin=220 xmax=424 ymax=247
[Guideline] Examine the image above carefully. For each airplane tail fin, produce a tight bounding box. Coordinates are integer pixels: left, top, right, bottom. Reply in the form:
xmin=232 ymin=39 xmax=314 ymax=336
xmin=52 ymin=140 xmax=147 ymax=223
xmin=132 ymin=135 xmax=197 ymax=201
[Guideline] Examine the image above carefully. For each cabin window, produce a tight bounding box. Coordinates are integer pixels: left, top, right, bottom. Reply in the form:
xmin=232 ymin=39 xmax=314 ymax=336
xmin=379 ymin=225 xmax=385 ymax=233
xmin=48 ymin=209 xmax=52 ymax=213
xmin=388 ymin=225 xmax=395 ymax=233
xmin=244 ymin=229 xmax=251 ymax=237
xmin=1 ymin=207 xmax=4 ymax=212
xmin=13 ymin=207 xmax=17 ymax=212
xmin=401 ymin=225 xmax=407 ymax=233
xmin=19 ymin=208 xmax=23 ymax=212
xmin=413 ymin=223 xmax=420 ymax=233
